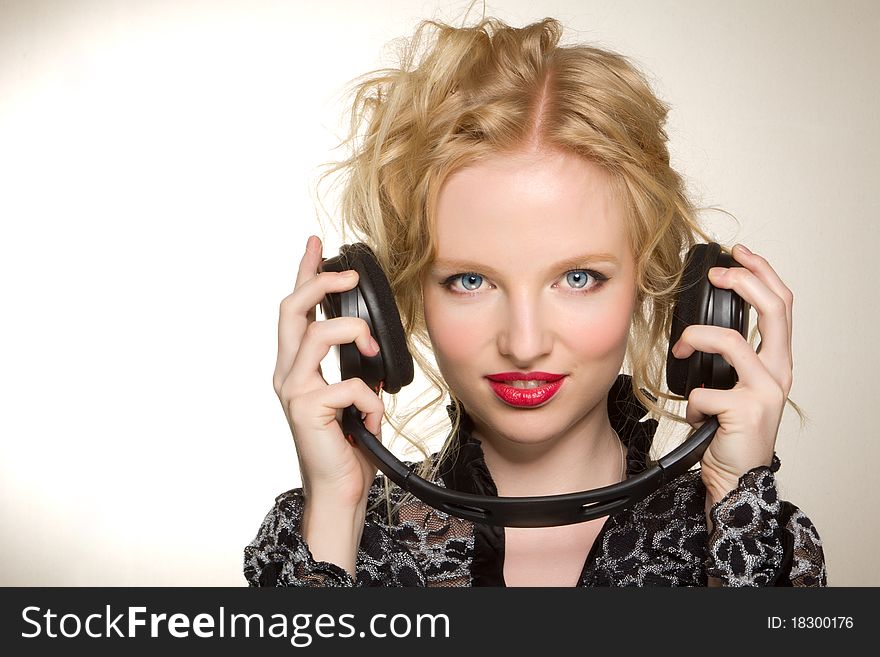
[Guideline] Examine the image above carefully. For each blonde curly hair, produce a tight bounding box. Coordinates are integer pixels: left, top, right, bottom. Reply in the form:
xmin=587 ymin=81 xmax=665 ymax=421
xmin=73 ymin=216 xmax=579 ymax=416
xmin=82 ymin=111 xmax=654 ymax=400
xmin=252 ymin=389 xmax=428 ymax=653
xmin=314 ymin=16 xmax=802 ymax=518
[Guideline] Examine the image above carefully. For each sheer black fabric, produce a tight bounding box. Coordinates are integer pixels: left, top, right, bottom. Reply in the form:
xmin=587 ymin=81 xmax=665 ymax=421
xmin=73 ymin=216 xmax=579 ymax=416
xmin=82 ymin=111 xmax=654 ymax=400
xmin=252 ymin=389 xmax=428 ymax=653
xmin=244 ymin=375 xmax=826 ymax=587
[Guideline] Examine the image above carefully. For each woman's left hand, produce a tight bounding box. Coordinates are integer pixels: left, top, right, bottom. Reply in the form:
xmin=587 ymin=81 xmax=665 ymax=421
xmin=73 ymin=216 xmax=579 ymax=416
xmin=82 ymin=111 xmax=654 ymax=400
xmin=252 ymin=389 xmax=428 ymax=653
xmin=671 ymin=243 xmax=794 ymax=503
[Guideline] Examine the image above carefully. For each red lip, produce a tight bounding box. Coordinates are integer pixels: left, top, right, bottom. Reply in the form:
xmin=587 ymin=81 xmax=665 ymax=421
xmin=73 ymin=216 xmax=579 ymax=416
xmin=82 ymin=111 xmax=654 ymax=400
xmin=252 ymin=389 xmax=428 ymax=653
xmin=485 ymin=373 xmax=566 ymax=408
xmin=486 ymin=371 xmax=565 ymax=382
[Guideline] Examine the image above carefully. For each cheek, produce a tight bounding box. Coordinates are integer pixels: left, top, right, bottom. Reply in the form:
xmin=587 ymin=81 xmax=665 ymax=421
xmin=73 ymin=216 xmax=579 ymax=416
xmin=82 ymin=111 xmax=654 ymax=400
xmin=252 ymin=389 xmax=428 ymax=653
xmin=424 ymin=297 xmax=484 ymax=365
xmin=422 ymin=284 xmax=637 ymax=364
xmin=564 ymin=294 xmax=635 ymax=356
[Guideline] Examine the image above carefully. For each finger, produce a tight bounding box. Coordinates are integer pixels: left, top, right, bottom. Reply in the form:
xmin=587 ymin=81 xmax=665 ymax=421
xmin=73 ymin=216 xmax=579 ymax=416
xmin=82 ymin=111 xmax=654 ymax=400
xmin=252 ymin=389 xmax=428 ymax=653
xmin=730 ymin=244 xmax=793 ymax=360
xmin=274 ymin=270 xmax=361 ymax=396
xmin=295 ymin=235 xmax=323 ymax=290
xmin=684 ymin=386 xmax=733 ymax=425
xmin=278 ymin=235 xmax=325 ymax=382
xmin=295 ymin=235 xmax=324 ymax=329
xmin=684 ymin=384 xmax=782 ymax=461
xmin=707 ymin=264 xmax=791 ymax=384
xmin=277 ymin=269 xmax=360 ymax=365
xmin=684 ymin=393 xmax=708 ymax=428
xmin=300 ymin=377 xmax=386 ymax=437
xmin=286 ymin=316 xmax=380 ymax=392
xmin=672 ymin=325 xmax=777 ymax=391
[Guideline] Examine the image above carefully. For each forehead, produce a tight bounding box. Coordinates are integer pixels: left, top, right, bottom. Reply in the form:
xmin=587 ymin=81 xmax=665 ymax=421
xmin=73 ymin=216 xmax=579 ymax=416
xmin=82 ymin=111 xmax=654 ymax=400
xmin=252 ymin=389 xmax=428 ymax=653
xmin=433 ymin=149 xmax=628 ymax=262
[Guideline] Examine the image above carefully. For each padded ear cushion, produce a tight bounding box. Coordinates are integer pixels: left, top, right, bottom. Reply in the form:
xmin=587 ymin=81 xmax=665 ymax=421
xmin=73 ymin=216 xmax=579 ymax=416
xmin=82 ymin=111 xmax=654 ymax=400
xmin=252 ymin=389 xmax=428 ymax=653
xmin=667 ymin=243 xmax=718 ymax=396
xmin=667 ymin=242 xmax=750 ymax=397
xmin=342 ymin=243 xmax=414 ymax=394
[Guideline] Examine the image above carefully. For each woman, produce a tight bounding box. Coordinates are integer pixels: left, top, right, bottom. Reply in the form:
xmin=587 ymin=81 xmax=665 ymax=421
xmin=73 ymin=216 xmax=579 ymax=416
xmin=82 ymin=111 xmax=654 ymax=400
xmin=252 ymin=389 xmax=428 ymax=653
xmin=244 ymin=17 xmax=826 ymax=586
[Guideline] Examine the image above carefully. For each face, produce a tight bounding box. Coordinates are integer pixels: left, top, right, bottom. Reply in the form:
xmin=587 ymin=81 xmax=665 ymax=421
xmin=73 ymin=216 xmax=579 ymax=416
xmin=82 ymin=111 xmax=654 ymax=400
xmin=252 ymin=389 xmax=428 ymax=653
xmin=421 ymin=148 xmax=638 ymax=452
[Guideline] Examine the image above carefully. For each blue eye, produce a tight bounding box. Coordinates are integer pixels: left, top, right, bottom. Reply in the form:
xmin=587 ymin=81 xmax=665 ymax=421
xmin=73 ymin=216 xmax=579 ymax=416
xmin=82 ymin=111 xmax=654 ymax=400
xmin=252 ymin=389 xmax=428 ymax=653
xmin=565 ymin=270 xmax=591 ymax=289
xmin=456 ymin=273 xmax=483 ymax=291
xmin=440 ymin=269 xmax=608 ymax=296
xmin=440 ymin=272 xmax=484 ymax=294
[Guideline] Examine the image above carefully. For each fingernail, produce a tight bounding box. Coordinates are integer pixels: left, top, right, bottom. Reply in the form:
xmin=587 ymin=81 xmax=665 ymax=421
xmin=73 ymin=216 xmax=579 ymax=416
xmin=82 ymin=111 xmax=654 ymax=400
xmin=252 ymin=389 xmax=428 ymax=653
xmin=735 ymin=243 xmax=752 ymax=256
xmin=341 ymin=270 xmax=357 ymax=277
xmin=708 ymin=267 xmax=726 ymax=279
xmin=369 ymin=337 xmax=380 ymax=353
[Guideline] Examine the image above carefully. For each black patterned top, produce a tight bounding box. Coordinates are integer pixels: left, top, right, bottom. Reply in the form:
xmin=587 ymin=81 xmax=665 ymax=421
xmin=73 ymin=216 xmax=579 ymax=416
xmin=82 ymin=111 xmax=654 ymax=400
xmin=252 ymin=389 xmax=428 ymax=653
xmin=243 ymin=375 xmax=827 ymax=587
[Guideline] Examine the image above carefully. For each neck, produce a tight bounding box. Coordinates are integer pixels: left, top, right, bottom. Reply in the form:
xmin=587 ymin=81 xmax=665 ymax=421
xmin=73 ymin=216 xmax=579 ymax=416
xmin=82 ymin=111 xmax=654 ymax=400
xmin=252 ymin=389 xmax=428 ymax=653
xmin=472 ymin=406 xmax=626 ymax=497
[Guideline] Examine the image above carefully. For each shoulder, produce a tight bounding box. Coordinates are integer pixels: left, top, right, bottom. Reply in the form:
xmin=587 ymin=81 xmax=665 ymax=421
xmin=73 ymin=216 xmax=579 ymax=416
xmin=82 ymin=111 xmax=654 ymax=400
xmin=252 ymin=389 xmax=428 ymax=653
xmin=586 ymin=470 xmax=707 ymax=585
xmin=264 ymin=454 xmax=442 ymax=522
xmin=600 ymin=470 xmax=708 ymax=544
xmin=363 ymin=454 xmax=446 ymax=517
xmin=252 ymin=488 xmax=307 ymax=533
xmin=271 ymin=487 xmax=306 ymax=514
xmin=632 ymin=469 xmax=706 ymax=518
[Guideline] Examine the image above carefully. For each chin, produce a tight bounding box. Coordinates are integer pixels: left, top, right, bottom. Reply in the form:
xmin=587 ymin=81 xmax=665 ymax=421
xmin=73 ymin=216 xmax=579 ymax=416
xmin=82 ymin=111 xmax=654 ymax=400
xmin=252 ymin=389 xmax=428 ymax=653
xmin=482 ymin=405 xmax=569 ymax=445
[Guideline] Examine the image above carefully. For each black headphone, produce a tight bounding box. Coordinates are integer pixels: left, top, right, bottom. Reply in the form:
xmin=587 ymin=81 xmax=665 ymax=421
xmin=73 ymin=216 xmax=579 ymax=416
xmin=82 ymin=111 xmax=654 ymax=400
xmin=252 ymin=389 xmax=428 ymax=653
xmin=319 ymin=242 xmax=749 ymax=527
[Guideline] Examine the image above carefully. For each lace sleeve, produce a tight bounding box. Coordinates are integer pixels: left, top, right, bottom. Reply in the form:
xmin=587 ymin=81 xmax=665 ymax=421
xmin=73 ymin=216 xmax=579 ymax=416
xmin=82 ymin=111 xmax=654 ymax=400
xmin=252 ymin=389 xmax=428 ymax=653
xmin=243 ymin=487 xmax=427 ymax=587
xmin=775 ymin=502 xmax=827 ymax=586
xmin=243 ymin=489 xmax=355 ymax=587
xmin=705 ymin=463 xmax=827 ymax=587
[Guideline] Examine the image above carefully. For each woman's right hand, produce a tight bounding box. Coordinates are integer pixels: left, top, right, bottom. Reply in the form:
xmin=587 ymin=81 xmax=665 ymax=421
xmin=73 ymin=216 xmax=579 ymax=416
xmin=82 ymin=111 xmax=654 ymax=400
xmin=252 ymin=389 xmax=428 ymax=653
xmin=273 ymin=235 xmax=386 ymax=512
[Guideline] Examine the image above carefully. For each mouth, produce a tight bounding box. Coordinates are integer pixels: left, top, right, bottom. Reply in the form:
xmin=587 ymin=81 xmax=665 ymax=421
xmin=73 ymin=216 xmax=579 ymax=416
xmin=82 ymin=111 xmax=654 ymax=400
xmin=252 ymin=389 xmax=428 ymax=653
xmin=485 ymin=373 xmax=566 ymax=408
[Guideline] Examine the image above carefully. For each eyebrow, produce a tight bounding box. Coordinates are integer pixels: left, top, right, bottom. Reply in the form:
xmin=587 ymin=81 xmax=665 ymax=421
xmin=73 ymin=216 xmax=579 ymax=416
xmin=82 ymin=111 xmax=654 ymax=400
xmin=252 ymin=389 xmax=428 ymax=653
xmin=430 ymin=253 xmax=620 ymax=276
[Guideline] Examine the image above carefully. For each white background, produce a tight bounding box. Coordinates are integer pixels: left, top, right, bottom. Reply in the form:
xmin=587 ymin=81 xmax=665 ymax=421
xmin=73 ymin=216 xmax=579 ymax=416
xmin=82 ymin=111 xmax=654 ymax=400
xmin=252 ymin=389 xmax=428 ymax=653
xmin=1 ymin=0 xmax=876 ymax=586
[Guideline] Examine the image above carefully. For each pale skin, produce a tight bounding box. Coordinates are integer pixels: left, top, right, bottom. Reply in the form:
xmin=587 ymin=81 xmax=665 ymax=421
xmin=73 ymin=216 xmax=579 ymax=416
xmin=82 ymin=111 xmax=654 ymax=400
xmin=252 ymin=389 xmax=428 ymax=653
xmin=273 ymin=146 xmax=795 ymax=586
xmin=423 ymin=149 xmax=636 ymax=585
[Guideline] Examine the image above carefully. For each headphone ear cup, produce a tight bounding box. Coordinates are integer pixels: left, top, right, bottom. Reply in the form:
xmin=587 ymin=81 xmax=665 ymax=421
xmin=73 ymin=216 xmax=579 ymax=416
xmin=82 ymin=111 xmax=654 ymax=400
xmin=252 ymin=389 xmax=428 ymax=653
xmin=666 ymin=244 xmax=709 ymax=397
xmin=319 ymin=243 xmax=414 ymax=394
xmin=667 ymin=243 xmax=751 ymax=397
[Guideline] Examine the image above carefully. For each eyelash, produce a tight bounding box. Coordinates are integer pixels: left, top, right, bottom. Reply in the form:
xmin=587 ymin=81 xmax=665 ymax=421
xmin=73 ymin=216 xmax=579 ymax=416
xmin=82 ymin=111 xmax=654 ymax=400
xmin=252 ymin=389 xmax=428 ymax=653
xmin=439 ymin=270 xmax=609 ymax=297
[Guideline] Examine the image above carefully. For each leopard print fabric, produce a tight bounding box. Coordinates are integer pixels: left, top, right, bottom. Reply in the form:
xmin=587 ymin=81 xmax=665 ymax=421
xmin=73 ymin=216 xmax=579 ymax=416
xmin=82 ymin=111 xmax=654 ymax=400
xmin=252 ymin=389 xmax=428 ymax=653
xmin=244 ymin=375 xmax=826 ymax=587
xmin=243 ymin=464 xmax=826 ymax=587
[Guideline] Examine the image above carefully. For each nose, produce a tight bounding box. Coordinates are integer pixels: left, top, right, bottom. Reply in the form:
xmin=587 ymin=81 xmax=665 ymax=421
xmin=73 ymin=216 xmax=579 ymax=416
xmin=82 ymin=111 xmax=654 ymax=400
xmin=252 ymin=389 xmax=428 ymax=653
xmin=495 ymin=291 xmax=553 ymax=365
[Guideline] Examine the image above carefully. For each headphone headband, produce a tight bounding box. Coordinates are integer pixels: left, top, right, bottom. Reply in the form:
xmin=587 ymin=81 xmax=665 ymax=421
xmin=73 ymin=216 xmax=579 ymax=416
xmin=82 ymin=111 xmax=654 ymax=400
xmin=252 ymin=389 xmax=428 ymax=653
xmin=321 ymin=242 xmax=748 ymax=527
